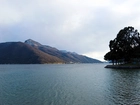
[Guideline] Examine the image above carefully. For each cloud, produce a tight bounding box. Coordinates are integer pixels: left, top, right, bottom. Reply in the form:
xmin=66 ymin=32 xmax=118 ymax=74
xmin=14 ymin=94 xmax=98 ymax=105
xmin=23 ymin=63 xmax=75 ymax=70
xmin=0 ymin=1 xmax=22 ymax=25
xmin=0 ymin=0 xmax=140 ymax=61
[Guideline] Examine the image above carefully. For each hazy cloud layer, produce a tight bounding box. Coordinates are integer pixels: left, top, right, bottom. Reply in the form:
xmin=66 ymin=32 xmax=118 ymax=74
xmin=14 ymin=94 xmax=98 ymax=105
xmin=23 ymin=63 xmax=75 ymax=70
xmin=0 ymin=0 xmax=140 ymax=61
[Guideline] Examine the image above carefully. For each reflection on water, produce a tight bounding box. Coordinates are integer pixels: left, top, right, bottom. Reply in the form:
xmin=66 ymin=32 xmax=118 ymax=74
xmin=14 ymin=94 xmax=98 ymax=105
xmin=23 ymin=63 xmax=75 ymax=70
xmin=108 ymin=69 xmax=140 ymax=105
xmin=0 ymin=64 xmax=140 ymax=105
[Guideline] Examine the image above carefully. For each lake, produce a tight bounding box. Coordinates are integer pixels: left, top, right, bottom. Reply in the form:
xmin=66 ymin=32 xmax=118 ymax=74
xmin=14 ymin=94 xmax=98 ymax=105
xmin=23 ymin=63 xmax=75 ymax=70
xmin=0 ymin=64 xmax=140 ymax=105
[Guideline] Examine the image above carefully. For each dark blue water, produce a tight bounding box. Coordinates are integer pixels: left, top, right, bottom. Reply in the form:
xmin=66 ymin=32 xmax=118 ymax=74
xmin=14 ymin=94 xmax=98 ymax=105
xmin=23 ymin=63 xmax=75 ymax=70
xmin=0 ymin=64 xmax=140 ymax=105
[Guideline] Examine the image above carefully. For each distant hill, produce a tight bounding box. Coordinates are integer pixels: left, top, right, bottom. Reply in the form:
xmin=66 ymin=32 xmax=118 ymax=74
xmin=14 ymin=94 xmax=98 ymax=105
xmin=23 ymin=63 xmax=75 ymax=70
xmin=0 ymin=42 xmax=63 ymax=64
xmin=25 ymin=39 xmax=102 ymax=63
xmin=0 ymin=39 xmax=102 ymax=64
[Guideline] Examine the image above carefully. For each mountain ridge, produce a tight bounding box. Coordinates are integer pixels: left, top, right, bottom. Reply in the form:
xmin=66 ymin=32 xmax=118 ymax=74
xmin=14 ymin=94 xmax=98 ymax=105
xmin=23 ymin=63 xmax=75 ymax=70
xmin=25 ymin=39 xmax=102 ymax=63
xmin=0 ymin=39 xmax=102 ymax=64
xmin=0 ymin=42 xmax=63 ymax=64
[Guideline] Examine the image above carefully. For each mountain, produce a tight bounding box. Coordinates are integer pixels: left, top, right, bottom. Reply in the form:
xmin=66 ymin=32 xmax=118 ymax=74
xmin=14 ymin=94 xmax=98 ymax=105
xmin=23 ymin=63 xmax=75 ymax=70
xmin=0 ymin=39 xmax=102 ymax=64
xmin=0 ymin=42 xmax=63 ymax=64
xmin=24 ymin=39 xmax=102 ymax=63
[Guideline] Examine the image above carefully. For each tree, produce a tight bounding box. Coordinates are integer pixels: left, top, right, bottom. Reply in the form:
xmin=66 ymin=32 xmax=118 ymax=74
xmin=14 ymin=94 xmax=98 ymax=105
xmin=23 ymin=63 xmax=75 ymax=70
xmin=104 ymin=26 xmax=140 ymax=64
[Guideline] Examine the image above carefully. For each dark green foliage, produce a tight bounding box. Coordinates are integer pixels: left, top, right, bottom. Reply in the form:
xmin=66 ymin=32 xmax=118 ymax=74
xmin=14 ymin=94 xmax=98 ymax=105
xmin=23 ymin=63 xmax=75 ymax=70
xmin=104 ymin=26 xmax=140 ymax=64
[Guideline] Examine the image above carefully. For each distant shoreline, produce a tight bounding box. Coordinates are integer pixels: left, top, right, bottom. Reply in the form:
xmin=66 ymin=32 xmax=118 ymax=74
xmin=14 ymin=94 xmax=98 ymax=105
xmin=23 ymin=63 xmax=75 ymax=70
xmin=105 ymin=65 xmax=140 ymax=69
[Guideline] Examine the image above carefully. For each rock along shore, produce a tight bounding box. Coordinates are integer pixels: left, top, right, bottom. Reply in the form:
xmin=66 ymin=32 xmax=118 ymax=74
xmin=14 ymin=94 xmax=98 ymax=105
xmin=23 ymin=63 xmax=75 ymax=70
xmin=105 ymin=65 xmax=140 ymax=69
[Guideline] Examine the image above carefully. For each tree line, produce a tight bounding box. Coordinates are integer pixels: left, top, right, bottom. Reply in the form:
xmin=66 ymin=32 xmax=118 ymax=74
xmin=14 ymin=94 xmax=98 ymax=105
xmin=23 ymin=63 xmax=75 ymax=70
xmin=104 ymin=26 xmax=140 ymax=65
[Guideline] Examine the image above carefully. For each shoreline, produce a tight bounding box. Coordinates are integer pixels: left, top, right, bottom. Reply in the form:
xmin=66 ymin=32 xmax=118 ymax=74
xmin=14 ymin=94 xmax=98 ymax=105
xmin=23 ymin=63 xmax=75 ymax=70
xmin=105 ymin=65 xmax=140 ymax=69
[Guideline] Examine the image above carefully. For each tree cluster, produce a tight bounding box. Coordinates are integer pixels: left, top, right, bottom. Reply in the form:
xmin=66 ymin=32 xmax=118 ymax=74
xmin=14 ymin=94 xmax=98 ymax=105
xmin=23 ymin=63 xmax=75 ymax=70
xmin=104 ymin=26 xmax=140 ymax=65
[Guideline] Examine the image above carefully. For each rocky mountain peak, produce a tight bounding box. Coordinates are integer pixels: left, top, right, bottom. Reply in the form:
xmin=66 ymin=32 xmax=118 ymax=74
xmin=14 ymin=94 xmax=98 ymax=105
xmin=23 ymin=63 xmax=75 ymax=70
xmin=25 ymin=39 xmax=42 ymax=47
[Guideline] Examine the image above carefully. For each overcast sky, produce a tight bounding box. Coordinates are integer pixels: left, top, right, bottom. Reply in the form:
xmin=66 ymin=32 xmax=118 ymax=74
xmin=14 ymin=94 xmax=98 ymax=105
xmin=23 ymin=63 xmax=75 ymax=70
xmin=0 ymin=0 xmax=140 ymax=61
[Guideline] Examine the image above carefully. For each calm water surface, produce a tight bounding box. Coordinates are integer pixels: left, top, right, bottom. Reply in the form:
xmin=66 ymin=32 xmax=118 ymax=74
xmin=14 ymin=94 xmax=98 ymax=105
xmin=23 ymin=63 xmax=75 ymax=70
xmin=0 ymin=64 xmax=140 ymax=105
